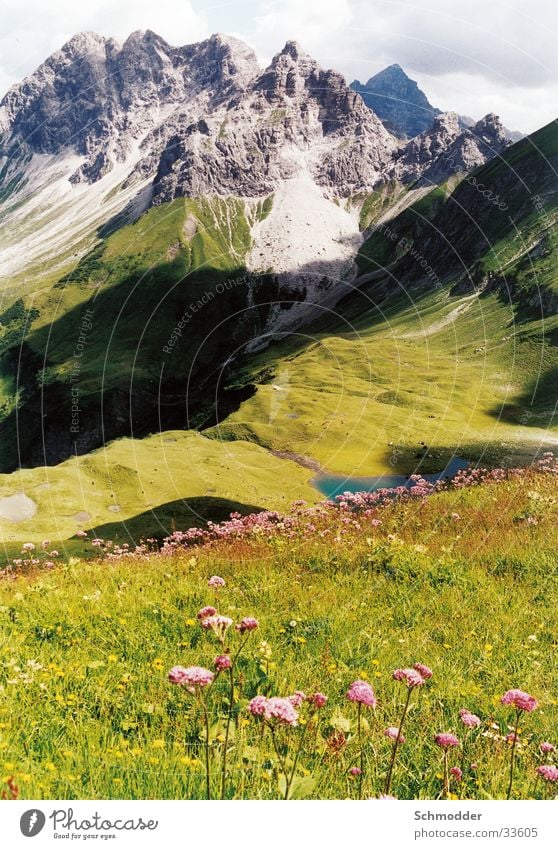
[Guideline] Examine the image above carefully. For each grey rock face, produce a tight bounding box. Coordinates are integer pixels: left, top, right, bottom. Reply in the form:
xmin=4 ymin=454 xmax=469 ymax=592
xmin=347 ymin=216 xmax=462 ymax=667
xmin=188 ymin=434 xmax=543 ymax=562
xmin=389 ymin=112 xmax=510 ymax=185
xmin=0 ymin=30 xmax=511 ymax=206
xmin=0 ymin=31 xmax=261 ymax=184
xmin=151 ymin=40 xmax=398 ymax=201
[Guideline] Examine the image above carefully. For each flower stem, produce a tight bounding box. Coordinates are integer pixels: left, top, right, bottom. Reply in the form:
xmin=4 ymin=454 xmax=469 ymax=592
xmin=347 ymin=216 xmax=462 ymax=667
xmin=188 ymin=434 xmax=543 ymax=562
xmin=285 ymin=720 xmax=310 ymax=800
xmin=270 ymin=725 xmax=289 ymax=799
xmin=357 ymin=703 xmax=364 ymax=800
xmin=220 ymin=666 xmax=234 ymax=800
xmin=384 ymin=686 xmax=412 ymax=795
xmin=201 ymin=699 xmax=211 ymax=800
xmin=506 ymin=711 xmax=520 ymax=800
xmin=443 ymin=750 xmax=449 ymax=799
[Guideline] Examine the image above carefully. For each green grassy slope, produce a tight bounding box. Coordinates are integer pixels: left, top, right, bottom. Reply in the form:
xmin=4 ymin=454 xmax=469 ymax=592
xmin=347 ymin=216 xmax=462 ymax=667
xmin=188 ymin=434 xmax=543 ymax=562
xmin=0 ymin=196 xmax=278 ymax=471
xmin=0 ymin=430 xmax=317 ymax=551
xmin=0 ymin=467 xmax=556 ymax=799
xmin=212 ymin=287 xmax=557 ymax=475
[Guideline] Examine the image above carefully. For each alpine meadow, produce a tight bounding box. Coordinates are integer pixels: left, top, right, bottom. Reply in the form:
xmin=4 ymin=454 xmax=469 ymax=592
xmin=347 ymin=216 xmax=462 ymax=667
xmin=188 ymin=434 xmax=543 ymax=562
xmin=0 ymin=21 xmax=556 ymax=803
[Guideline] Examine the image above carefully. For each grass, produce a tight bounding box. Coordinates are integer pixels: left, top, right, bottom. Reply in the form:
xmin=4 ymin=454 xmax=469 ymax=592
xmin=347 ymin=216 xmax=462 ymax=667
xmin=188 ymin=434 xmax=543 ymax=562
xmin=212 ymin=289 xmax=558 ymax=475
xmin=0 ymin=465 xmax=556 ymax=800
xmin=0 ymin=430 xmax=317 ymax=553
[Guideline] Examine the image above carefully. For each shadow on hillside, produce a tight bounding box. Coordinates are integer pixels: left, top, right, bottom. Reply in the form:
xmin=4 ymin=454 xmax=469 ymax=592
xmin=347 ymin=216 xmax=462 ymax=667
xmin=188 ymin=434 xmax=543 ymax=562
xmin=89 ymin=496 xmax=265 ymax=545
xmin=489 ymin=365 xmax=558 ymax=427
xmin=0 ymin=244 xmax=399 ymax=473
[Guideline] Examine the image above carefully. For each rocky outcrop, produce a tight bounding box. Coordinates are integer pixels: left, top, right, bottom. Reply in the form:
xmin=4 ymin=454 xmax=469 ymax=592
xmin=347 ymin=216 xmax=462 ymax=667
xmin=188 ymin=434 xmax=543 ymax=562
xmin=388 ymin=112 xmax=510 ymax=185
xmin=151 ymin=41 xmax=398 ymax=201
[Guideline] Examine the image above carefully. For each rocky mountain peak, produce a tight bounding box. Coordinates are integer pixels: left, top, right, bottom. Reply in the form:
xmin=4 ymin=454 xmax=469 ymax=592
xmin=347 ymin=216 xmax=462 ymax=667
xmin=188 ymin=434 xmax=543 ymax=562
xmin=351 ymin=63 xmax=441 ymax=138
xmin=388 ymin=110 xmax=510 ymax=185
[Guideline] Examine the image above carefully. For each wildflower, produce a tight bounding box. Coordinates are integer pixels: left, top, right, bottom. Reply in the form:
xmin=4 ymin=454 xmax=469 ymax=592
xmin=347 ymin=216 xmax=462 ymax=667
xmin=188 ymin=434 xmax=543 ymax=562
xmin=435 ymin=733 xmax=460 ymax=749
xmin=247 ymin=695 xmax=268 ymax=717
xmin=384 ymin=726 xmax=405 ymax=743
xmin=349 ymin=767 xmax=362 ymax=777
xmin=393 ymin=668 xmax=425 ymax=688
xmin=264 ymin=697 xmax=299 ymax=727
xmin=236 ymin=617 xmax=259 ymax=634
xmin=536 ymin=765 xmax=558 ymax=782
xmin=540 ymin=741 xmax=556 ymax=754
xmin=346 ymin=680 xmax=377 ymax=707
xmin=506 ymin=732 xmax=519 ymax=744
xmin=413 ymin=663 xmax=433 ymax=679
xmin=214 ymin=655 xmax=232 ymax=672
xmin=22 ymin=543 xmax=35 ymax=551
xmin=459 ymin=709 xmax=481 ymax=729
xmin=308 ymin=692 xmax=328 ymax=709
xmin=450 ymin=766 xmax=463 ymax=782
xmin=208 ymin=576 xmax=225 ymax=588
xmin=168 ymin=666 xmax=214 ymax=694
xmin=501 ymin=689 xmax=538 ymax=712
xmin=201 ymin=615 xmax=233 ymax=638
xmin=197 ymin=606 xmax=217 ymax=621
xmin=377 ymin=794 xmax=397 ymax=799
xmin=288 ymin=691 xmax=306 ymax=707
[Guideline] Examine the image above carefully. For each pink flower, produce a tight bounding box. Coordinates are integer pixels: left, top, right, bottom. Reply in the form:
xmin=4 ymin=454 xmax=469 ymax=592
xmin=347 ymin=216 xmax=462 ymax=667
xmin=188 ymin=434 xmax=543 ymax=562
xmin=236 ymin=617 xmax=259 ymax=634
xmin=76 ymin=530 xmax=87 ymax=538
xmin=208 ymin=576 xmax=226 ymax=588
xmin=540 ymin=741 xmax=556 ymax=755
xmin=168 ymin=665 xmax=214 ymax=693
xmin=214 ymin=655 xmax=232 ymax=672
xmin=450 ymin=766 xmax=463 ymax=782
xmin=459 ymin=709 xmax=481 ymax=729
xmin=346 ymin=680 xmax=377 ymax=707
xmin=288 ymin=691 xmax=306 ymax=707
xmin=349 ymin=767 xmax=362 ymax=777
xmin=197 ymin=606 xmax=217 ymax=621
xmin=308 ymin=692 xmax=328 ymax=709
xmin=506 ymin=732 xmax=519 ymax=744
xmin=201 ymin=615 xmax=233 ymax=637
xmin=413 ymin=663 xmax=433 ymax=680
xmin=384 ymin=726 xmax=405 ymax=743
xmin=393 ymin=668 xmax=425 ymax=688
xmin=501 ymin=689 xmax=538 ymax=712
xmin=435 ymin=733 xmax=460 ymax=749
xmin=22 ymin=543 xmax=35 ymax=551
xmin=264 ymin=697 xmax=299 ymax=727
xmin=536 ymin=765 xmax=558 ymax=782
xmin=247 ymin=695 xmax=268 ymax=717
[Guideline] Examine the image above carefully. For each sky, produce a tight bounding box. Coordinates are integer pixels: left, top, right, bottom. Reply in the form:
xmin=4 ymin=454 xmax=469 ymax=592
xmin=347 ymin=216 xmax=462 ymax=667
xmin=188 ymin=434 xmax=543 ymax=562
xmin=0 ymin=0 xmax=556 ymax=133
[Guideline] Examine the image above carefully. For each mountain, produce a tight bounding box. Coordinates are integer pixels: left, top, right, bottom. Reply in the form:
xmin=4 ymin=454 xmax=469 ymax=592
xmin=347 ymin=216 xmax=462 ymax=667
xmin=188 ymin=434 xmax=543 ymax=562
xmin=388 ymin=111 xmax=509 ymax=185
xmin=351 ymin=64 xmax=524 ymax=144
xmin=0 ymin=30 xmax=553 ymax=512
xmin=351 ymin=63 xmax=440 ymax=138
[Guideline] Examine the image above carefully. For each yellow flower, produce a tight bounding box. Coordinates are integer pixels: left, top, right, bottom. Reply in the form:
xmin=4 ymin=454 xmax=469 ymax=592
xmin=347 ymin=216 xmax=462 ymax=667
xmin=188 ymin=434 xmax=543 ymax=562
xmin=151 ymin=658 xmax=164 ymax=671
xmin=358 ymin=671 xmax=369 ymax=680
xmin=484 ymin=643 xmax=493 ymax=652
xmin=108 ymin=654 xmax=118 ymax=663
xmin=372 ymin=659 xmax=380 ymax=666
xmin=185 ymin=619 xmax=196 ymax=627
xmin=151 ymin=740 xmax=165 ymax=750
xmin=147 ymin=757 xmax=160 ymax=765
